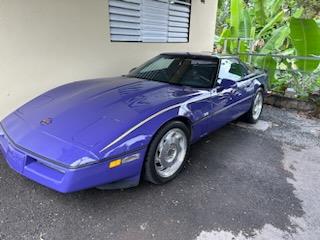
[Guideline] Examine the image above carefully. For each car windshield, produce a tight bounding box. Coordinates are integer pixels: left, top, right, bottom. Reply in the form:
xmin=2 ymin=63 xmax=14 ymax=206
xmin=127 ymin=55 xmax=219 ymax=88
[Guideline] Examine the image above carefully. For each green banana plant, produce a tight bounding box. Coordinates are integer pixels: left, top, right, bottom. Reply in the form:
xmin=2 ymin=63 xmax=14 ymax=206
xmin=257 ymin=26 xmax=291 ymax=54
xmin=254 ymin=26 xmax=291 ymax=81
xmin=253 ymin=0 xmax=266 ymax=26
xmin=267 ymin=0 xmax=284 ymax=18
xmin=289 ymin=18 xmax=320 ymax=72
xmin=230 ymin=0 xmax=241 ymax=38
xmin=217 ymin=0 xmax=320 ymax=80
xmin=256 ymin=11 xmax=285 ymax=39
xmin=239 ymin=9 xmax=252 ymax=39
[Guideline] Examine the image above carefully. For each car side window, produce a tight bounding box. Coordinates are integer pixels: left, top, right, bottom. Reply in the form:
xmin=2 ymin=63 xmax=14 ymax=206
xmin=178 ymin=59 xmax=218 ymax=88
xmin=218 ymin=59 xmax=247 ymax=81
xmin=240 ymin=63 xmax=249 ymax=76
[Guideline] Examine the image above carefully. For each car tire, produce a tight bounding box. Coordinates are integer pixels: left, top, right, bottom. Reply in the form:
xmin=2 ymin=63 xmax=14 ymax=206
xmin=243 ymin=88 xmax=264 ymax=124
xmin=143 ymin=121 xmax=190 ymax=185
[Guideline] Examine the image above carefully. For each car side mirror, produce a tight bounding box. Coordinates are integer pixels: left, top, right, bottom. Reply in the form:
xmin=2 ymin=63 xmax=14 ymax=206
xmin=217 ymin=78 xmax=236 ymax=89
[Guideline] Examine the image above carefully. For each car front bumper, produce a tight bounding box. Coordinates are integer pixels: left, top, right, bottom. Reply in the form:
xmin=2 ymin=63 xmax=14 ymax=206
xmin=0 ymin=126 xmax=145 ymax=193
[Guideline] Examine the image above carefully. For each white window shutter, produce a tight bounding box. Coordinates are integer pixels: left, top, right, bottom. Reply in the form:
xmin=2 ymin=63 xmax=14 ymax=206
xmin=141 ymin=0 xmax=169 ymax=42
xmin=168 ymin=2 xmax=190 ymax=42
xmin=109 ymin=0 xmax=191 ymax=43
xmin=109 ymin=0 xmax=141 ymax=41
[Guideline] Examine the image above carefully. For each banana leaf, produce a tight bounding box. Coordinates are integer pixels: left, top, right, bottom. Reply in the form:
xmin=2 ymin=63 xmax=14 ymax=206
xmin=269 ymin=0 xmax=284 ymax=18
xmin=279 ymin=48 xmax=295 ymax=56
xmin=253 ymin=0 xmax=266 ymax=26
xmin=217 ymin=27 xmax=232 ymax=53
xmin=260 ymin=26 xmax=290 ymax=54
xmin=256 ymin=11 xmax=285 ymax=39
xmin=256 ymin=55 xmax=277 ymax=85
xmin=217 ymin=27 xmax=231 ymax=45
xmin=290 ymin=18 xmax=320 ymax=72
xmin=255 ymin=26 xmax=290 ymax=81
xmin=230 ymin=0 xmax=241 ymax=37
xmin=293 ymin=7 xmax=304 ymax=18
xmin=229 ymin=0 xmax=243 ymax=53
xmin=239 ymin=9 xmax=252 ymax=39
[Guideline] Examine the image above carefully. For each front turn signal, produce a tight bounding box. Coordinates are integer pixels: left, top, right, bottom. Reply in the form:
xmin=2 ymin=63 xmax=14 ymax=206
xmin=109 ymin=159 xmax=122 ymax=169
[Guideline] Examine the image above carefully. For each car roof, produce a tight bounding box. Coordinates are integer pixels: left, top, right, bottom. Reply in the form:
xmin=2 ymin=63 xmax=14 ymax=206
xmin=160 ymin=52 xmax=240 ymax=60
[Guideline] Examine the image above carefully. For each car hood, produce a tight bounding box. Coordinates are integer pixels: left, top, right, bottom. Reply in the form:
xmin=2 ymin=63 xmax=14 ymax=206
xmin=1 ymin=77 xmax=200 ymax=166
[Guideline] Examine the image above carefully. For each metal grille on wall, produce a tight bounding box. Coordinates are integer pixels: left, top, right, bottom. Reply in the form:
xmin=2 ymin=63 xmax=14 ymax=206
xmin=109 ymin=0 xmax=191 ymax=42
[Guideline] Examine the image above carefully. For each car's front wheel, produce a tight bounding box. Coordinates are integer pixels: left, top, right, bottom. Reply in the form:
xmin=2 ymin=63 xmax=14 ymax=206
xmin=144 ymin=121 xmax=190 ymax=184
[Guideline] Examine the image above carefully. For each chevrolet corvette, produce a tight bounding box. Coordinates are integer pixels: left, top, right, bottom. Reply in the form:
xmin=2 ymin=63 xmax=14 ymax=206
xmin=0 ymin=53 xmax=268 ymax=193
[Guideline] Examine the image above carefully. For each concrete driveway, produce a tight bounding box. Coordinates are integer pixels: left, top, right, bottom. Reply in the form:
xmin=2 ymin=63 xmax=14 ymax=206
xmin=0 ymin=106 xmax=319 ymax=240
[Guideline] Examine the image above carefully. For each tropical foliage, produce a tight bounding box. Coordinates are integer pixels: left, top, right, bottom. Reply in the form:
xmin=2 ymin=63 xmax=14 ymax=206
xmin=215 ymin=0 xmax=320 ymax=99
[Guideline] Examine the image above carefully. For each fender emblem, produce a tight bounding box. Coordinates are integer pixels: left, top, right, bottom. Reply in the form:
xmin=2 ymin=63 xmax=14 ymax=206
xmin=40 ymin=118 xmax=53 ymax=126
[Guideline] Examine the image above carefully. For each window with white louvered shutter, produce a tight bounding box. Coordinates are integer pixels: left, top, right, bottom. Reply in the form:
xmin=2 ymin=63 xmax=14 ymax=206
xmin=109 ymin=0 xmax=191 ymax=43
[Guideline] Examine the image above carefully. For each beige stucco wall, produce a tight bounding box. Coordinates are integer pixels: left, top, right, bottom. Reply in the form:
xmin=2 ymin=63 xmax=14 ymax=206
xmin=0 ymin=0 xmax=218 ymax=119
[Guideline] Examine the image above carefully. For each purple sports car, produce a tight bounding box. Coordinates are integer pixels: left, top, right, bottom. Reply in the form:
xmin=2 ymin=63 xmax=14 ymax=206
xmin=0 ymin=53 xmax=268 ymax=193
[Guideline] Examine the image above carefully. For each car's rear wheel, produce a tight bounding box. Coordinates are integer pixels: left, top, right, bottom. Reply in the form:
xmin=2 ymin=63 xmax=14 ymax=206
xmin=243 ymin=88 xmax=264 ymax=124
xmin=144 ymin=121 xmax=190 ymax=184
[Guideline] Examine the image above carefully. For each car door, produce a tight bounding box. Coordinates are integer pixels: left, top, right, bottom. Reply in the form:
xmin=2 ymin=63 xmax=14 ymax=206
xmin=206 ymin=83 xmax=234 ymax=133
xmin=216 ymin=59 xmax=255 ymax=119
xmin=215 ymin=59 xmax=242 ymax=118
xmin=180 ymin=58 xmax=230 ymax=138
xmin=228 ymin=60 xmax=254 ymax=117
xmin=205 ymin=59 xmax=239 ymax=132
